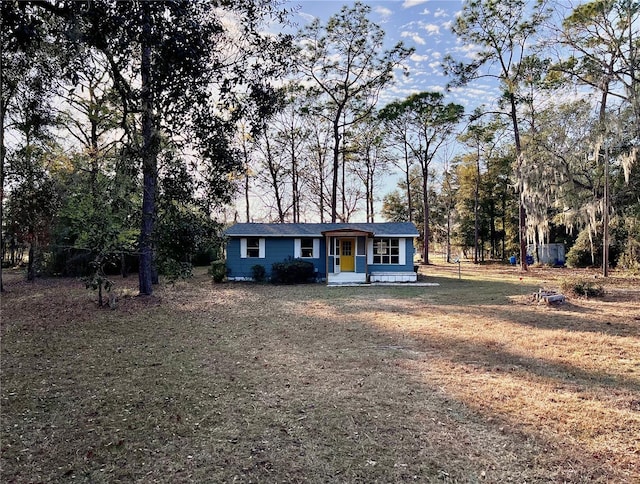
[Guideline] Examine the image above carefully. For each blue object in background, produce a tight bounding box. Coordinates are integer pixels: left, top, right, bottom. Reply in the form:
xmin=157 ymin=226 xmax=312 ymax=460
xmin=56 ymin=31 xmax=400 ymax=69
xmin=509 ymin=256 xmax=517 ymax=265
xmin=526 ymin=255 xmax=534 ymax=265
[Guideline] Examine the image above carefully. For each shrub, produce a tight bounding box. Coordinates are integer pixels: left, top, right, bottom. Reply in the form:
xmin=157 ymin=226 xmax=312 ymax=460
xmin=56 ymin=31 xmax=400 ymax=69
xmin=251 ymin=264 xmax=267 ymax=282
xmin=209 ymin=260 xmax=227 ymax=283
xmin=271 ymin=258 xmax=315 ymax=284
xmin=560 ymin=277 xmax=605 ymax=298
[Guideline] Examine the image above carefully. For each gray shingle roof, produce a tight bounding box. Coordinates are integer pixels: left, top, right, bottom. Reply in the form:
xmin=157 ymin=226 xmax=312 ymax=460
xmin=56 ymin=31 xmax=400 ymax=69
xmin=224 ymin=222 xmax=419 ymax=237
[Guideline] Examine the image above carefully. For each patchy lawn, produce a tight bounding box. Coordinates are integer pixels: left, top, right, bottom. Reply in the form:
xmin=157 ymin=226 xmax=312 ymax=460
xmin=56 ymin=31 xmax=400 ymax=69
xmin=1 ymin=263 xmax=639 ymax=483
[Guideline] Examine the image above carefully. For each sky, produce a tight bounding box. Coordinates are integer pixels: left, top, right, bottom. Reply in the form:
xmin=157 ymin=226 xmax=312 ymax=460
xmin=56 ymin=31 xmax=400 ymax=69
xmin=283 ymin=0 xmax=496 ymax=112
xmin=253 ymin=0 xmax=489 ymax=221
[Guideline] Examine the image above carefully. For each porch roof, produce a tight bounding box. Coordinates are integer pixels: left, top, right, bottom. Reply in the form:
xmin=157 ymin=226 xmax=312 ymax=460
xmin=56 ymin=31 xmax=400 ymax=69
xmin=321 ymin=228 xmax=373 ymax=238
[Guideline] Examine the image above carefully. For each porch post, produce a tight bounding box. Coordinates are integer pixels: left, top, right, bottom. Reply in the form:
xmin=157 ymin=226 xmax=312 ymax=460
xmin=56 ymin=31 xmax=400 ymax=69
xmin=325 ymin=234 xmax=329 ymax=285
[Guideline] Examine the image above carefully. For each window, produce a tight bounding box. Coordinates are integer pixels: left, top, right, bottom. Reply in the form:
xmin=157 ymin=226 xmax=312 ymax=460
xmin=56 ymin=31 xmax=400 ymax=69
xmin=341 ymin=239 xmax=352 ymax=256
xmin=241 ymin=238 xmax=264 ymax=258
xmin=301 ymin=238 xmax=314 ymax=258
xmin=373 ymin=238 xmax=400 ymax=264
xmin=246 ymin=237 xmax=260 ymax=258
xmin=295 ymin=238 xmax=319 ymax=258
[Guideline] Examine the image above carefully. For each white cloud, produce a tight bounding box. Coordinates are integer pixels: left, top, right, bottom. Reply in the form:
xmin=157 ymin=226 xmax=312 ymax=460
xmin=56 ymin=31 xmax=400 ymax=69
xmin=419 ymin=8 xmax=431 ymax=15
xmin=423 ymin=23 xmax=440 ymax=35
xmin=452 ymin=42 xmax=483 ymax=60
xmin=410 ymin=53 xmax=430 ymax=62
xmin=402 ymin=0 xmax=431 ymax=7
xmin=375 ymin=6 xmax=393 ymax=18
xmin=441 ymin=20 xmax=454 ymax=31
xmin=401 ymin=31 xmax=426 ymax=45
xmin=297 ymin=12 xmax=316 ymax=24
xmin=429 ymin=61 xmax=442 ymax=71
xmin=434 ymin=8 xmax=448 ymax=18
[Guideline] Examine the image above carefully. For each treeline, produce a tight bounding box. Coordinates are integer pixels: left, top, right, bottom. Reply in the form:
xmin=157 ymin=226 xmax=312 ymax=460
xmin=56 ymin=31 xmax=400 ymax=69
xmin=237 ymin=0 xmax=639 ymax=272
xmin=1 ymin=1 xmax=639 ymax=296
xmin=1 ymin=0 xmax=292 ymax=295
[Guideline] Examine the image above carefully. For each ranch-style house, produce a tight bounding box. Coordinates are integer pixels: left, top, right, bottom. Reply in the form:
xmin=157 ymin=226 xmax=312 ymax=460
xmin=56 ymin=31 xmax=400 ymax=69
xmin=224 ymin=222 xmax=420 ymax=285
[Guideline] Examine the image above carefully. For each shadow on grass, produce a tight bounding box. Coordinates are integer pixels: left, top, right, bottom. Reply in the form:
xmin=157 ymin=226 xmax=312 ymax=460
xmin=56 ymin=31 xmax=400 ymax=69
xmin=2 ymin=276 xmax=637 ymax=483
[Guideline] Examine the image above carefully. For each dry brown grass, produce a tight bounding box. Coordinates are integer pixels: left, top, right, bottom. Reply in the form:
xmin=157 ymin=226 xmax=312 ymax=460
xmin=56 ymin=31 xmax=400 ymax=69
xmin=1 ymin=262 xmax=639 ymax=483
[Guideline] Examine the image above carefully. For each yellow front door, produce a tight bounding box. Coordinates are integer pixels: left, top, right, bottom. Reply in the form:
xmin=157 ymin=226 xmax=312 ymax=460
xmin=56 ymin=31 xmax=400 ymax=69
xmin=340 ymin=239 xmax=355 ymax=272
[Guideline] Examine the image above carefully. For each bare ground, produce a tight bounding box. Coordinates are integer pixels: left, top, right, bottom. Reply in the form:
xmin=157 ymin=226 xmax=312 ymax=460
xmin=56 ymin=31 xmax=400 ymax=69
xmin=1 ymin=262 xmax=639 ymax=483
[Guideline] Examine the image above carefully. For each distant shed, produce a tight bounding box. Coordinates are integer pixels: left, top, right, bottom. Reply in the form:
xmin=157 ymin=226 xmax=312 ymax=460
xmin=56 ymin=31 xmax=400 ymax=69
xmin=527 ymin=243 xmax=566 ymax=266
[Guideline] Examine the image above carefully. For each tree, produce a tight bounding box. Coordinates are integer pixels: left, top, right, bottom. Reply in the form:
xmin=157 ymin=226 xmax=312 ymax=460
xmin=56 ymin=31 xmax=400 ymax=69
xmin=445 ymin=0 xmax=550 ymax=270
xmin=379 ymin=101 xmax=418 ymax=223
xmin=552 ymin=0 xmax=640 ymax=275
xmin=457 ymin=115 xmax=503 ymax=263
xmin=20 ymin=0 xmax=291 ymax=295
xmin=378 ymin=92 xmax=464 ymax=264
xmin=297 ymin=2 xmax=412 ymax=222
xmin=303 ymin=110 xmax=333 ymax=222
xmin=1 ymin=2 xmax=68 ymax=290
xmin=275 ymin=84 xmax=311 ymax=223
xmin=437 ymin=167 xmax=459 ymax=263
xmin=347 ymin=116 xmax=390 ymax=222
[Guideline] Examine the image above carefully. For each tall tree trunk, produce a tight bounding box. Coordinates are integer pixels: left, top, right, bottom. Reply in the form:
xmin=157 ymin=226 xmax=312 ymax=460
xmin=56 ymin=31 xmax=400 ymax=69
xmin=244 ymin=167 xmax=250 ymax=222
xmin=290 ymin=119 xmax=299 ymax=223
xmin=0 ymin=43 xmax=5 ymax=292
xmin=319 ymin=150 xmax=325 ymax=223
xmin=598 ymin=80 xmax=610 ymax=277
xmin=446 ymin=206 xmax=451 ymax=263
xmin=241 ymin=125 xmax=250 ymax=222
xmin=474 ymin=146 xmax=480 ymax=264
xmin=341 ymin=118 xmax=346 ymax=222
xmin=404 ymin=140 xmax=412 ymax=223
xmin=138 ymin=5 xmax=156 ymax=295
xmin=368 ymin=158 xmax=374 ymax=223
xmin=27 ymin=233 xmax=36 ymax=281
xmin=422 ymin=164 xmax=430 ymax=264
xmin=330 ymin=107 xmax=343 ymax=223
xmin=264 ymin=131 xmax=285 ymax=222
xmin=509 ymin=93 xmax=527 ymax=271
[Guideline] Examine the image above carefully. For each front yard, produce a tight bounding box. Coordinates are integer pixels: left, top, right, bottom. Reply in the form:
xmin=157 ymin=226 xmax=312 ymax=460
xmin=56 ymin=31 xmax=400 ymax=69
xmin=1 ymin=263 xmax=639 ymax=482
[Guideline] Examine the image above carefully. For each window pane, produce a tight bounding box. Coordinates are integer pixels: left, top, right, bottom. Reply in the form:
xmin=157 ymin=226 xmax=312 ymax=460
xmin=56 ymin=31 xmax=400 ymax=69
xmin=247 ymin=238 xmax=260 ymax=257
xmin=301 ymin=238 xmax=313 ymax=258
xmin=372 ymin=238 xmax=400 ymax=264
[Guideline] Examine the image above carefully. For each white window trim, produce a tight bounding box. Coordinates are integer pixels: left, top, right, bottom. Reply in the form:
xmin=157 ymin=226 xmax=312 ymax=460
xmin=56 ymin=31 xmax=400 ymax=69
xmin=368 ymin=238 xmax=405 ymax=265
xmin=240 ymin=238 xmax=265 ymax=259
xmin=294 ymin=238 xmax=320 ymax=259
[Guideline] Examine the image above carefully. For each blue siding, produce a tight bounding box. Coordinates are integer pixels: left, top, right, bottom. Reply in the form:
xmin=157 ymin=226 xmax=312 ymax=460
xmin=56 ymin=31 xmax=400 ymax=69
xmin=226 ymin=237 xmax=326 ymax=280
xmin=226 ymin=234 xmax=416 ymax=281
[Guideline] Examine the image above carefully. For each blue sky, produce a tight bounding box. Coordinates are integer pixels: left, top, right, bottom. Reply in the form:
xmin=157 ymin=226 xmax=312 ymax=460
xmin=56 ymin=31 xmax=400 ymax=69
xmin=285 ymin=0 xmax=495 ymax=112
